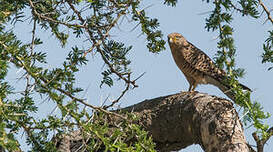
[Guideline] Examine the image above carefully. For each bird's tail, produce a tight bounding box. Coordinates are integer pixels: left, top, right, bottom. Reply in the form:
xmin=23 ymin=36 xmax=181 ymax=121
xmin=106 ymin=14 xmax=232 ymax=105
xmin=217 ymin=83 xmax=236 ymax=101
xmin=238 ymin=83 xmax=252 ymax=92
xmin=206 ymin=76 xmax=251 ymax=101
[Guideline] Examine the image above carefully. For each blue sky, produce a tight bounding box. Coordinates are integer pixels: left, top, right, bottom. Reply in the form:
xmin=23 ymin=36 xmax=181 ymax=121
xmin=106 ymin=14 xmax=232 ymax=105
xmin=8 ymin=0 xmax=273 ymax=151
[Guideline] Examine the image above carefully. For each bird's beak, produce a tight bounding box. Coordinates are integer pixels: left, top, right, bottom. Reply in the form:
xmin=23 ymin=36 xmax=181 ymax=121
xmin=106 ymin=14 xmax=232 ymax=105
xmin=168 ymin=37 xmax=175 ymax=43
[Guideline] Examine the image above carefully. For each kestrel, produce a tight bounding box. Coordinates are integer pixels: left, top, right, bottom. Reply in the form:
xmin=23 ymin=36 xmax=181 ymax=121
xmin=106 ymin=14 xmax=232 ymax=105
xmin=167 ymin=32 xmax=251 ymax=101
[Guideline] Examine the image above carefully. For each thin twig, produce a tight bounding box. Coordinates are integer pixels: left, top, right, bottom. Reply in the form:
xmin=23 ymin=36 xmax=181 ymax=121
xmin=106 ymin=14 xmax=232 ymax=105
xmin=30 ymin=19 xmax=36 ymax=55
xmin=28 ymin=0 xmax=87 ymax=29
xmin=104 ymin=72 xmax=146 ymax=109
xmin=0 ymin=40 xmax=126 ymax=120
xmin=133 ymin=72 xmax=146 ymax=83
xmin=230 ymin=2 xmax=244 ymax=14
xmin=259 ymin=0 xmax=273 ymax=25
xmin=66 ymin=0 xmax=138 ymax=89
xmin=103 ymin=74 xmax=131 ymax=109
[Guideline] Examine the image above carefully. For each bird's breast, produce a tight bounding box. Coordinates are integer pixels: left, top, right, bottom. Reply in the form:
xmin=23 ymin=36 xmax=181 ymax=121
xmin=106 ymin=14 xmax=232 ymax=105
xmin=170 ymin=47 xmax=209 ymax=85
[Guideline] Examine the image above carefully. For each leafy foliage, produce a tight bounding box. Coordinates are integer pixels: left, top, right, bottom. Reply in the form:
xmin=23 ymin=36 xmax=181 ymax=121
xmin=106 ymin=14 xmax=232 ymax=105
xmin=131 ymin=4 xmax=165 ymax=53
xmin=262 ymin=30 xmax=273 ymax=70
xmin=78 ymin=112 xmax=156 ymax=152
xmin=0 ymin=0 xmax=164 ymax=151
xmin=163 ymin=0 xmax=177 ymax=6
xmin=203 ymin=0 xmax=271 ymax=139
xmin=0 ymin=0 xmax=272 ymax=151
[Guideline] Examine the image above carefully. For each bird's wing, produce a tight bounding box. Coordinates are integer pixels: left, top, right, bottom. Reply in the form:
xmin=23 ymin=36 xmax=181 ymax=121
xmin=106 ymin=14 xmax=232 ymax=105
xmin=183 ymin=42 xmax=252 ymax=92
xmin=182 ymin=42 xmax=226 ymax=81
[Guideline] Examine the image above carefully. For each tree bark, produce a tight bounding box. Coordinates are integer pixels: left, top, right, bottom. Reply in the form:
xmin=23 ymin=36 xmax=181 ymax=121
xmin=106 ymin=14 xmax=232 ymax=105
xmin=57 ymin=92 xmax=249 ymax=152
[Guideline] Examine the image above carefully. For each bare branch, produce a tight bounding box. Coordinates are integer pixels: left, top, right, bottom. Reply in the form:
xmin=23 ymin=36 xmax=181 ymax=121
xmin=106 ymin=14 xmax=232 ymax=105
xmin=252 ymin=126 xmax=273 ymax=152
xmin=30 ymin=19 xmax=36 ymax=54
xmin=103 ymin=73 xmax=131 ymax=109
xmin=259 ymin=0 xmax=273 ymax=25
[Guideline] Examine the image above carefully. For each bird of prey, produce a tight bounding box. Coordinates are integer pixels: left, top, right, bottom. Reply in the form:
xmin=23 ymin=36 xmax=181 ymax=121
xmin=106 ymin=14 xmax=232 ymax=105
xmin=167 ymin=32 xmax=251 ymax=101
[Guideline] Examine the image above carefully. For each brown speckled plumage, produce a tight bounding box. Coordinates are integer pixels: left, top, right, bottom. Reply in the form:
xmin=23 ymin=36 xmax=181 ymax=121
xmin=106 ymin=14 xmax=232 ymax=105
xmin=167 ymin=32 xmax=251 ymax=101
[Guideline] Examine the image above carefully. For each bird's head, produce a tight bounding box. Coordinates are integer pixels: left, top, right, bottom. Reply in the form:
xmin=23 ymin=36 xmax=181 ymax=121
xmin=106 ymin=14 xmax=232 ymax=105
xmin=167 ymin=33 xmax=188 ymax=48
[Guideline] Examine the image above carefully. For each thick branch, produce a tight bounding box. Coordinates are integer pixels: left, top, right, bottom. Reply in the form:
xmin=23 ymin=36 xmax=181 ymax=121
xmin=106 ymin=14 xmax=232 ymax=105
xmin=56 ymin=92 xmax=249 ymax=152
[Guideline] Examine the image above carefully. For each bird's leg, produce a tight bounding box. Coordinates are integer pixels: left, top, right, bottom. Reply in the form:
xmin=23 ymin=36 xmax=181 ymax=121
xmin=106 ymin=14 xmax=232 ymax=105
xmin=187 ymin=78 xmax=196 ymax=92
xmin=192 ymin=83 xmax=197 ymax=91
xmin=188 ymin=84 xmax=192 ymax=92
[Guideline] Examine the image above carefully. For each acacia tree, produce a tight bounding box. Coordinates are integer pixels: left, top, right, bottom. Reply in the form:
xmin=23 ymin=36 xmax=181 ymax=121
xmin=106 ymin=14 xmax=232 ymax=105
xmin=0 ymin=0 xmax=272 ymax=151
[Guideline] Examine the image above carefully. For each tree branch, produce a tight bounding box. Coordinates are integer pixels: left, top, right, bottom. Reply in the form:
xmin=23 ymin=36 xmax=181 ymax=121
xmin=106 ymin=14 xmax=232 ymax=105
xmin=55 ymin=92 xmax=250 ymax=152
xmin=252 ymin=127 xmax=273 ymax=152
xmin=28 ymin=0 xmax=87 ymax=29
xmin=259 ymin=0 xmax=273 ymax=25
xmin=65 ymin=0 xmax=137 ymax=107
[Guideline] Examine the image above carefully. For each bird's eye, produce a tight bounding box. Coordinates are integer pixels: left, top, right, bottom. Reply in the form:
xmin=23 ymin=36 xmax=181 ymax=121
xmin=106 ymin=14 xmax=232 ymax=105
xmin=175 ymin=36 xmax=180 ymax=39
